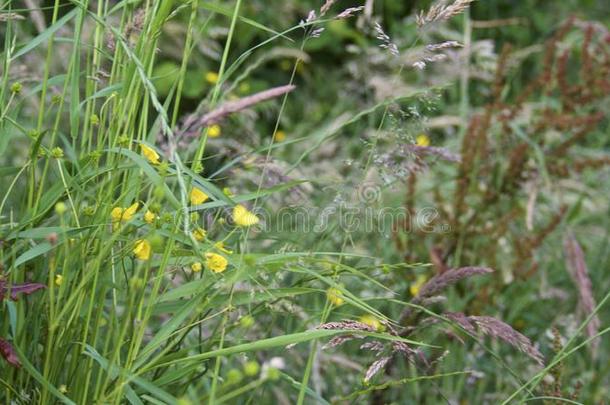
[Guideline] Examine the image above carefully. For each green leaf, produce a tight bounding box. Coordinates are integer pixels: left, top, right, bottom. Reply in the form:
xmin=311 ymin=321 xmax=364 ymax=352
xmin=12 ymin=8 xmax=79 ymax=60
xmin=11 ymin=344 xmax=76 ymax=405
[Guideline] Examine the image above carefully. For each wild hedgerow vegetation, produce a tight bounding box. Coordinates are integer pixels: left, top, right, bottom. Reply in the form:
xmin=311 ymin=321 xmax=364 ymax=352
xmin=1 ymin=0 xmax=609 ymax=403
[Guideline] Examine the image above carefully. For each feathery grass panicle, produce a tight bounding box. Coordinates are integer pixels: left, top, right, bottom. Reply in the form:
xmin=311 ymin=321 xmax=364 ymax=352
xmin=373 ymin=22 xmax=399 ymax=56
xmin=416 ymin=0 xmax=477 ymax=27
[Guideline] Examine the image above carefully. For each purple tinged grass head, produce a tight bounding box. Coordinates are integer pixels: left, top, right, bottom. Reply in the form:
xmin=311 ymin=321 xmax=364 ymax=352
xmin=414 ymin=266 xmax=493 ymax=301
xmin=0 ymin=278 xmax=46 ymax=301
xmin=0 ymin=338 xmax=20 ymax=368
xmin=364 ymin=356 xmax=392 ymax=382
xmin=317 ymin=320 xmax=377 ymax=333
xmin=563 ymin=231 xmax=600 ymax=357
xmin=444 ymin=312 xmax=545 ymax=366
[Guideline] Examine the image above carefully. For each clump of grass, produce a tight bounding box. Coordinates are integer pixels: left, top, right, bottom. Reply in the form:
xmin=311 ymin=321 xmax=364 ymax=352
xmin=1 ymin=1 xmax=608 ymax=404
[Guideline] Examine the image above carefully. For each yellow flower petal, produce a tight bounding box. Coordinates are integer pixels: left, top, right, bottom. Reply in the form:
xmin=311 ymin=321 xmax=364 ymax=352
xmin=208 ymin=124 xmax=221 ymax=138
xmin=205 ymin=71 xmax=219 ymax=84
xmin=190 ymin=187 xmax=209 ymax=205
xmin=123 ymin=202 xmax=139 ymax=221
xmin=144 ymin=210 xmax=156 ymax=224
xmin=191 ymin=262 xmax=202 ymax=272
xmin=192 ymin=227 xmax=206 ymax=241
xmin=140 ymin=144 xmax=160 ymax=165
xmin=232 ymin=204 xmax=259 ymax=227
xmin=111 ymin=207 xmax=124 ymax=222
xmin=273 ymin=130 xmax=286 ymax=142
xmin=133 ymin=239 xmax=152 ymax=261
xmin=205 ymin=252 xmax=228 ymax=273
xmin=410 ymin=274 xmax=428 ymax=297
xmin=326 ymin=287 xmax=344 ymax=306
xmin=416 ymin=134 xmax=430 ymax=147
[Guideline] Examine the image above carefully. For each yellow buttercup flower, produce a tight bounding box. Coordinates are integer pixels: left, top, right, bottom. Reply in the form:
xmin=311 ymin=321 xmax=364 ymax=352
xmin=273 ymin=130 xmax=286 ymax=142
xmin=205 ymin=71 xmax=219 ymax=84
xmin=205 ymin=252 xmax=228 ymax=273
xmin=326 ymin=287 xmax=344 ymax=306
xmin=416 ymin=134 xmax=430 ymax=147
xmin=232 ymin=204 xmax=259 ymax=227
xmin=140 ymin=144 xmax=160 ymax=165
xmin=133 ymin=239 xmax=152 ymax=261
xmin=111 ymin=207 xmax=124 ymax=223
xmin=55 ymin=274 xmax=63 ymax=287
xmin=192 ymin=227 xmax=206 ymax=241
xmin=144 ymin=210 xmax=156 ymax=224
xmin=208 ymin=124 xmax=221 ymax=138
xmin=190 ymin=187 xmax=209 ymax=205
xmin=214 ymin=241 xmax=233 ymax=254
xmin=111 ymin=202 xmax=139 ymax=229
xmin=191 ymin=262 xmax=202 ymax=272
xmin=410 ymin=274 xmax=428 ymax=297
xmin=359 ymin=314 xmax=384 ymax=331
xmin=123 ymin=202 xmax=139 ymax=221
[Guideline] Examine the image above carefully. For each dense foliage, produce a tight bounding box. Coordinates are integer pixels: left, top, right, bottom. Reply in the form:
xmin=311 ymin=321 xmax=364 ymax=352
xmin=1 ymin=1 xmax=609 ymax=403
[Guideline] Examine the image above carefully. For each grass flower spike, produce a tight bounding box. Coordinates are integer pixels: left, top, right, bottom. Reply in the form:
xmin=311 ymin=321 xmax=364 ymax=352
xmin=205 ymin=252 xmax=228 ymax=273
xmin=140 ymin=144 xmax=160 ymax=164
xmin=190 ymin=187 xmax=209 ymax=205
xmin=232 ymin=204 xmax=259 ymax=226
xmin=133 ymin=239 xmax=152 ymax=261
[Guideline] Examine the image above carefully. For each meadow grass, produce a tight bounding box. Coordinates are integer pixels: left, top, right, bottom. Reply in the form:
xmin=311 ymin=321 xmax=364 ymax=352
xmin=1 ymin=1 xmax=609 ymax=404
